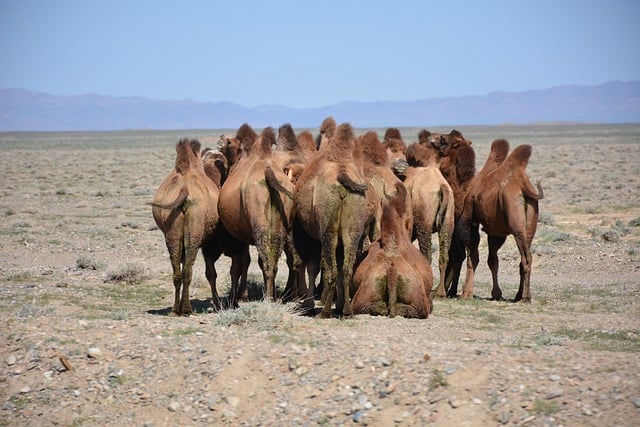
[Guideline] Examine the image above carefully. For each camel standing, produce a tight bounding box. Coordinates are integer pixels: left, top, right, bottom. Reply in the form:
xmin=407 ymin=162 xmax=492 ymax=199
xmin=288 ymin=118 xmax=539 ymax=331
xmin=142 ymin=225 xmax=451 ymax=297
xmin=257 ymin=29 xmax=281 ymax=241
xmin=458 ymin=141 xmax=543 ymax=302
xmin=294 ymin=123 xmax=377 ymax=318
xmin=403 ymin=143 xmax=455 ymax=297
xmin=150 ymin=139 xmax=219 ymax=315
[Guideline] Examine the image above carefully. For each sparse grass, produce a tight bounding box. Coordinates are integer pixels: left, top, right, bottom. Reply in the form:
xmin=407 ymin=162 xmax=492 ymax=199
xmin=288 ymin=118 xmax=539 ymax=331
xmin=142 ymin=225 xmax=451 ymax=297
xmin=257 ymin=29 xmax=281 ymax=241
xmin=105 ymin=263 xmax=148 ymax=284
xmin=553 ymin=327 xmax=640 ymax=352
xmin=428 ymin=369 xmax=448 ymax=391
xmin=76 ymin=256 xmax=105 ymax=271
xmin=532 ymin=399 xmax=559 ymax=416
xmin=215 ymin=301 xmax=301 ymax=331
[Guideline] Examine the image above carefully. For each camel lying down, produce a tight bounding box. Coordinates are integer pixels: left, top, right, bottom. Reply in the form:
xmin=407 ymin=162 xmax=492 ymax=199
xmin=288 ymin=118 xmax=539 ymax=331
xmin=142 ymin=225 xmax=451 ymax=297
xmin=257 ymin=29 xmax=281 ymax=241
xmin=352 ymin=183 xmax=433 ymax=319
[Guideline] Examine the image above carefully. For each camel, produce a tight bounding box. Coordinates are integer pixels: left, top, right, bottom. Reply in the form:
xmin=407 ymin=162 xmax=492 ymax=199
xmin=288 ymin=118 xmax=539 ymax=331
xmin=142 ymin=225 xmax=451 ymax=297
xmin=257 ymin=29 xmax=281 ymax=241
xmin=418 ymin=129 xmax=477 ymax=297
xmin=150 ymin=139 xmax=219 ymax=316
xmin=352 ymin=183 xmax=433 ymax=318
xmin=358 ymin=131 xmax=411 ymax=238
xmin=458 ymin=141 xmax=543 ymax=302
xmin=218 ymin=126 xmax=295 ymax=303
xmin=294 ymin=122 xmax=377 ymax=318
xmin=403 ymin=143 xmax=455 ymax=297
xmin=199 ymin=147 xmax=250 ymax=308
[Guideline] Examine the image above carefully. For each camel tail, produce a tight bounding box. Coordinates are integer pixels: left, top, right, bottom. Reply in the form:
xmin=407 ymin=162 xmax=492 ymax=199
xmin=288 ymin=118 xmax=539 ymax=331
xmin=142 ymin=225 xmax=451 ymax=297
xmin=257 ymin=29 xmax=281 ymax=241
xmin=523 ymin=179 xmax=544 ymax=201
xmin=434 ymin=183 xmax=451 ymax=229
xmin=264 ymin=166 xmax=291 ymax=229
xmin=387 ymin=263 xmax=398 ymax=318
xmin=338 ymin=169 xmax=368 ymax=194
xmin=148 ymin=186 xmax=189 ymax=210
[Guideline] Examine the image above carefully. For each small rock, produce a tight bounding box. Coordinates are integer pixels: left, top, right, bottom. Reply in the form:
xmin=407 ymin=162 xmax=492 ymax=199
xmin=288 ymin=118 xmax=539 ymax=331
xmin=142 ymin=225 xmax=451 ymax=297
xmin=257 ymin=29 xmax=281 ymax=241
xmin=632 ymin=398 xmax=640 ymax=409
xmin=422 ymin=353 xmax=431 ymax=362
xmin=472 ymin=397 xmax=483 ymax=405
xmin=545 ymin=389 xmax=564 ymax=400
xmin=379 ymin=357 xmax=392 ymax=367
xmin=20 ymin=386 xmax=31 ymax=394
xmin=550 ymin=374 xmax=561 ymax=382
xmin=225 ymin=396 xmax=240 ymax=407
xmin=355 ymin=360 xmax=365 ymax=369
xmin=449 ymin=397 xmax=464 ymax=408
xmin=353 ymin=410 xmax=364 ymax=422
xmin=168 ymin=401 xmax=180 ymax=412
xmin=6 ymin=355 xmax=17 ymax=366
xmin=87 ymin=347 xmax=102 ymax=358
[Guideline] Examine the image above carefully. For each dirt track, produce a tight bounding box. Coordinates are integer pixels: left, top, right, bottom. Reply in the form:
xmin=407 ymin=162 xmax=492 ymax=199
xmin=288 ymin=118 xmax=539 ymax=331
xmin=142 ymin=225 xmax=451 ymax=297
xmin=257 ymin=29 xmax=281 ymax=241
xmin=1 ymin=124 xmax=639 ymax=426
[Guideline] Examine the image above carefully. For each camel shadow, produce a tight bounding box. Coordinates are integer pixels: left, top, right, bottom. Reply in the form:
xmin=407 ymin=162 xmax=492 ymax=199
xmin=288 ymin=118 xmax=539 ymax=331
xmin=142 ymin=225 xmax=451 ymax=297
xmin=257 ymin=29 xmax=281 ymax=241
xmin=146 ymin=279 xmax=266 ymax=316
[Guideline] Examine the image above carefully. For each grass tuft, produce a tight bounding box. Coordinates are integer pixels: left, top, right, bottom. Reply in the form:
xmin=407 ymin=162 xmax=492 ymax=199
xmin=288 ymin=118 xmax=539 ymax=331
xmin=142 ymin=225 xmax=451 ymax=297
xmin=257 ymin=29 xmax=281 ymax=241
xmin=105 ymin=263 xmax=147 ymax=285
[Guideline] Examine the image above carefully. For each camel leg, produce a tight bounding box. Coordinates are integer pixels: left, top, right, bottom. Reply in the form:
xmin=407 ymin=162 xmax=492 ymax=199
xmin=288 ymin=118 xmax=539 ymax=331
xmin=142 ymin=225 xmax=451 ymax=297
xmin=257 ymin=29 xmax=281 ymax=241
xmin=201 ymin=241 xmax=222 ymax=311
xmin=460 ymin=225 xmax=480 ymax=299
xmin=513 ymin=234 xmax=533 ymax=303
xmin=434 ymin=228 xmax=452 ymax=298
xmin=340 ymin=236 xmax=360 ymax=319
xmin=256 ymin=233 xmax=281 ymax=303
xmin=166 ymin=238 xmax=183 ymax=316
xmin=318 ymin=234 xmax=338 ymax=319
xmin=229 ymin=247 xmax=250 ymax=307
xmin=487 ymin=235 xmax=507 ymax=301
xmin=179 ymin=247 xmax=199 ymax=316
xmin=445 ymin=230 xmax=465 ymax=298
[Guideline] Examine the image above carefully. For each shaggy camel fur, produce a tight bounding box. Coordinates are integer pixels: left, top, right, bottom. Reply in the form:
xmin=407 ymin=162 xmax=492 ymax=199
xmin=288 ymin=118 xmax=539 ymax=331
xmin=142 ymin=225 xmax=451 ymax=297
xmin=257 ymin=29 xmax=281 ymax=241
xmin=218 ymin=126 xmax=295 ymax=302
xmin=458 ymin=141 xmax=543 ymax=302
xmin=315 ymin=116 xmax=337 ymax=150
xmin=418 ymin=129 xmax=477 ymax=297
xmin=359 ymin=131 xmax=411 ymax=237
xmin=352 ymin=183 xmax=433 ymax=318
xmin=383 ymin=128 xmax=410 ymax=178
xmin=403 ymin=143 xmax=455 ymax=297
xmin=294 ymin=123 xmax=377 ymax=318
xmin=217 ymin=123 xmax=258 ymax=172
xmin=150 ymin=139 xmax=219 ymax=315
xmin=201 ymin=148 xmax=228 ymax=188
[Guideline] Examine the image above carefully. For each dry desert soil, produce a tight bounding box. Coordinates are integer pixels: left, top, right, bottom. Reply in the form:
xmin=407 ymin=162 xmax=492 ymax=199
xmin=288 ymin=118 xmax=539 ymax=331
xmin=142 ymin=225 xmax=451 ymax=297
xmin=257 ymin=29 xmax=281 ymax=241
xmin=1 ymin=123 xmax=639 ymax=426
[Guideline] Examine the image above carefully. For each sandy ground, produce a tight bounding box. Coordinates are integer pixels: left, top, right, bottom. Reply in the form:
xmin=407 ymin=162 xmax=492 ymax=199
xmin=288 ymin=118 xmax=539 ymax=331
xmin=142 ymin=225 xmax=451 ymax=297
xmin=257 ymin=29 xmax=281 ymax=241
xmin=1 ymin=124 xmax=639 ymax=426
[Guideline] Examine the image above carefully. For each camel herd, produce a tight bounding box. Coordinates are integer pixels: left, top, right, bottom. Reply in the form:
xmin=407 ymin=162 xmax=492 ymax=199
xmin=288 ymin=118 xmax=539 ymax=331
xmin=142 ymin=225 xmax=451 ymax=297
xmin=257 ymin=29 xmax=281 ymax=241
xmin=150 ymin=118 xmax=543 ymax=318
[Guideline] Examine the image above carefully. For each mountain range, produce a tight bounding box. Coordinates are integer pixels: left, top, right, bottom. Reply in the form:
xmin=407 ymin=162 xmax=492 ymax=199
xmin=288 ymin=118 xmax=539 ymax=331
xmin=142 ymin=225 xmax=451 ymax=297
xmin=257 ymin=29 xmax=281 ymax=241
xmin=1 ymin=81 xmax=638 ymax=131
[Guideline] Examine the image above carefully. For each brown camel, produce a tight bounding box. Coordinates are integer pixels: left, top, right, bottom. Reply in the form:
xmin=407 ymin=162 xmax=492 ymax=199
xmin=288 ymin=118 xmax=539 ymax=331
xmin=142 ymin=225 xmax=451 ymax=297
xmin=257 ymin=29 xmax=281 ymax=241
xmin=199 ymin=147 xmax=250 ymax=308
xmin=359 ymin=131 xmax=411 ymax=238
xmin=218 ymin=126 xmax=295 ymax=303
xmin=418 ymin=129 xmax=477 ymax=297
xmin=403 ymin=143 xmax=455 ymax=297
xmin=352 ymin=183 xmax=433 ymax=318
xmin=458 ymin=141 xmax=543 ymax=302
xmin=150 ymin=139 xmax=219 ymax=316
xmin=294 ymin=122 xmax=377 ymax=318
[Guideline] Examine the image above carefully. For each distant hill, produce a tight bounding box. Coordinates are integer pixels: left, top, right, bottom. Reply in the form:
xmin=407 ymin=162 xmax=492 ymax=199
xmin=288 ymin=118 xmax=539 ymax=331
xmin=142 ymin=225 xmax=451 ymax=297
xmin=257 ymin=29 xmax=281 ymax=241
xmin=1 ymin=81 xmax=638 ymax=131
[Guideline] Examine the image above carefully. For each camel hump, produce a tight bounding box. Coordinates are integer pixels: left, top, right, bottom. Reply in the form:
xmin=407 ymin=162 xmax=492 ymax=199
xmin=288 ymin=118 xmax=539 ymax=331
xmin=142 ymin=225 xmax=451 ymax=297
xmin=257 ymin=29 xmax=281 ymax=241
xmin=149 ymin=186 xmax=189 ymax=210
xmin=175 ymin=139 xmax=202 ymax=174
xmin=338 ymin=168 xmax=368 ymax=194
xmin=264 ymin=165 xmax=293 ymax=199
xmin=455 ymin=145 xmax=476 ymax=182
xmin=384 ymin=127 xmax=402 ymax=142
xmin=504 ymin=144 xmax=532 ymax=169
xmin=490 ymin=139 xmax=510 ymax=162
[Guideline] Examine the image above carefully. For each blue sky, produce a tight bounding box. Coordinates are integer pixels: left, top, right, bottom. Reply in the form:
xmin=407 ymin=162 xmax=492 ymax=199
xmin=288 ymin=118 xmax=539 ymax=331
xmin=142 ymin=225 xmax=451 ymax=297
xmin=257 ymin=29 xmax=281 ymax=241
xmin=1 ymin=0 xmax=639 ymax=108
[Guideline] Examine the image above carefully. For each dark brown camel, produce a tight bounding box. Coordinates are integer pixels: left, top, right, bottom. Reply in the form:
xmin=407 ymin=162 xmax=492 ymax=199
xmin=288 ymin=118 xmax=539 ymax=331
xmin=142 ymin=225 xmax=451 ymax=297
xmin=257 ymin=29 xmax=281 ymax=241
xmin=218 ymin=126 xmax=295 ymax=303
xmin=352 ymin=183 xmax=433 ymax=318
xmin=294 ymin=122 xmax=377 ymax=318
xmin=150 ymin=139 xmax=219 ymax=315
xmin=458 ymin=141 xmax=543 ymax=302
xmin=403 ymin=143 xmax=455 ymax=298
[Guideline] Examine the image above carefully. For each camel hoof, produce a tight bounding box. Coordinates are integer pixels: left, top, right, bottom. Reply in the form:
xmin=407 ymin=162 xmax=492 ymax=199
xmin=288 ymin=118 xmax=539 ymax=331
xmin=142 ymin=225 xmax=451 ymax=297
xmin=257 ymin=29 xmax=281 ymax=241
xmin=317 ymin=310 xmax=332 ymax=319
